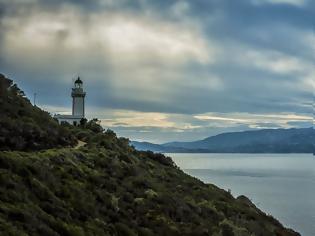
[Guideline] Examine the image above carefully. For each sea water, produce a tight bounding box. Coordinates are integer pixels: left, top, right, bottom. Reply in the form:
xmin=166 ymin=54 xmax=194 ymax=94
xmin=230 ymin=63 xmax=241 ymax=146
xmin=169 ymin=153 xmax=315 ymax=236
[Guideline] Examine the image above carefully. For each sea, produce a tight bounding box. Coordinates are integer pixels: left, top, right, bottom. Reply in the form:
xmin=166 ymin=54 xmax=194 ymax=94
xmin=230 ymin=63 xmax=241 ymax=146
xmin=169 ymin=153 xmax=315 ymax=236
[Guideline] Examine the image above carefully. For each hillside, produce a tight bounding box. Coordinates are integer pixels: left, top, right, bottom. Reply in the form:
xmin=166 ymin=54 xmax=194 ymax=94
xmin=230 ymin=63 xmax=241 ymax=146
xmin=132 ymin=128 xmax=315 ymax=153
xmin=0 ymin=74 xmax=299 ymax=235
xmin=0 ymin=146 xmax=299 ymax=236
xmin=0 ymin=74 xmax=77 ymax=151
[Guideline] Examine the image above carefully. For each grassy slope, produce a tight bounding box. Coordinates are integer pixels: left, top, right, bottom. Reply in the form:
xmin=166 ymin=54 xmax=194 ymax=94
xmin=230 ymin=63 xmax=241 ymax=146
xmin=0 ymin=144 xmax=299 ymax=236
xmin=0 ymin=74 xmax=77 ymax=151
xmin=0 ymin=74 xmax=300 ymax=236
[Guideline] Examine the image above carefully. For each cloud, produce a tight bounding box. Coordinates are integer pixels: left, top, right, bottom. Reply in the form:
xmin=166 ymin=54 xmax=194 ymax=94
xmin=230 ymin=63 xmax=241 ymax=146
xmin=102 ymin=19 xmax=211 ymax=64
xmin=170 ymin=1 xmax=190 ymax=17
xmin=251 ymin=0 xmax=307 ymax=7
xmin=194 ymin=112 xmax=312 ymax=127
xmin=1 ymin=5 xmax=212 ymax=67
xmin=193 ymin=115 xmax=247 ymax=124
xmin=0 ymin=0 xmax=313 ymax=142
xmin=101 ymin=110 xmax=176 ymax=129
xmin=243 ymin=50 xmax=308 ymax=75
xmin=304 ymin=32 xmax=315 ymax=58
xmin=99 ymin=109 xmax=312 ymax=142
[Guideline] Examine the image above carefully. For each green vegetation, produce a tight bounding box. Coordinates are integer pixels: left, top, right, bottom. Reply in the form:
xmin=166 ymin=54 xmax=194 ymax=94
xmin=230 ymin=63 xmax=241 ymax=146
xmin=0 ymin=74 xmax=299 ymax=235
xmin=0 ymin=146 xmax=299 ymax=236
xmin=0 ymin=74 xmax=77 ymax=151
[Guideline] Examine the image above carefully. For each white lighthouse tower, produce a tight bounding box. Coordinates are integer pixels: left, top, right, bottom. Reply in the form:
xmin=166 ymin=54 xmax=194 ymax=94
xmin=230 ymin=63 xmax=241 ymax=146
xmin=54 ymin=77 xmax=87 ymax=125
xmin=72 ymin=77 xmax=86 ymax=117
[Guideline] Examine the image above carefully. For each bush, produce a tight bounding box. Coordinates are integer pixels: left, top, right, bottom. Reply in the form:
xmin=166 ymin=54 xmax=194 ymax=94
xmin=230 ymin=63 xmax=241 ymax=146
xmin=143 ymin=151 xmax=175 ymax=167
xmin=115 ymin=223 xmax=137 ymax=236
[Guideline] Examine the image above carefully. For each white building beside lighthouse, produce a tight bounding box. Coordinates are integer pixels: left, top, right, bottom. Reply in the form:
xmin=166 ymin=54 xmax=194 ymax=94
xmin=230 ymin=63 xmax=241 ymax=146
xmin=54 ymin=77 xmax=86 ymax=125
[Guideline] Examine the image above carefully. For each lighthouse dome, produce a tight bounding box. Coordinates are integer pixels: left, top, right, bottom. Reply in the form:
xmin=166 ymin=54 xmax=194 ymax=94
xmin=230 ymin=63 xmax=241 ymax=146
xmin=75 ymin=77 xmax=83 ymax=84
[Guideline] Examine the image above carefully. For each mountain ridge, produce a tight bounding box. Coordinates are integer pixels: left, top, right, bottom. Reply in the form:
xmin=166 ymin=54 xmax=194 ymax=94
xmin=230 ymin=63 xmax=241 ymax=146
xmin=132 ymin=128 xmax=314 ymax=153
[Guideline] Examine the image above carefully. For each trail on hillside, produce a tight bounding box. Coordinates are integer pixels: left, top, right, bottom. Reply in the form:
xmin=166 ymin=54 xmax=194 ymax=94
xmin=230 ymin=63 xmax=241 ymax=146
xmin=74 ymin=140 xmax=86 ymax=149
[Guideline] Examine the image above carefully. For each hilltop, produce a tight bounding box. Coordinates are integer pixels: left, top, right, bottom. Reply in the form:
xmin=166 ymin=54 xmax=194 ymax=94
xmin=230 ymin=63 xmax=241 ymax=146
xmin=0 ymin=74 xmax=299 ymax=235
xmin=0 ymin=74 xmax=77 ymax=151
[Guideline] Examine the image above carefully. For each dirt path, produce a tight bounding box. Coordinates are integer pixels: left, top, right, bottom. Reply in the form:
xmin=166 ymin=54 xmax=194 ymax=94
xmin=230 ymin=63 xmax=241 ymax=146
xmin=74 ymin=140 xmax=86 ymax=149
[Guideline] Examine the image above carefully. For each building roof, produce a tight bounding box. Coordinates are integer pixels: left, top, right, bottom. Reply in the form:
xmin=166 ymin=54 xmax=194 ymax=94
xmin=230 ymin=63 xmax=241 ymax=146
xmin=75 ymin=77 xmax=83 ymax=84
xmin=54 ymin=114 xmax=84 ymax=119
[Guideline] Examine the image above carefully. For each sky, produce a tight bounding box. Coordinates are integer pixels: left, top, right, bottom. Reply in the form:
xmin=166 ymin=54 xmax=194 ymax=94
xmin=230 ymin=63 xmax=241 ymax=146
xmin=0 ymin=0 xmax=314 ymax=143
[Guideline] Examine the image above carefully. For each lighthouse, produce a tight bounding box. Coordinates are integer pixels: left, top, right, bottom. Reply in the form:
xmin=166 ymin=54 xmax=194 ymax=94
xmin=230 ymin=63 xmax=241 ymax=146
xmin=72 ymin=77 xmax=86 ymax=117
xmin=54 ymin=77 xmax=87 ymax=125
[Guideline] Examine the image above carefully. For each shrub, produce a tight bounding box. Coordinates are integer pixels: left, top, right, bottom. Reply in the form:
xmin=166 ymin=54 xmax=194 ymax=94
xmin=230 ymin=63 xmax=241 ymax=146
xmin=115 ymin=223 xmax=137 ymax=236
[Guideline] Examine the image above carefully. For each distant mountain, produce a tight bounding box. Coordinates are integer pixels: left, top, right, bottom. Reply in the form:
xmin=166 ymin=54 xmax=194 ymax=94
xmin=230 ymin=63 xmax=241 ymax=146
xmin=130 ymin=141 xmax=168 ymax=152
xmin=132 ymin=128 xmax=315 ymax=153
xmin=130 ymin=141 xmax=204 ymax=153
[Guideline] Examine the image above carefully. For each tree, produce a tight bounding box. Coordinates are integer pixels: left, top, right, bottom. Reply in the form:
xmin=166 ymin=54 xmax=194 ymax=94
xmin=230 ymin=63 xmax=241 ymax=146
xmin=86 ymin=119 xmax=103 ymax=133
xmin=0 ymin=74 xmax=13 ymax=94
xmin=80 ymin=118 xmax=88 ymax=127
